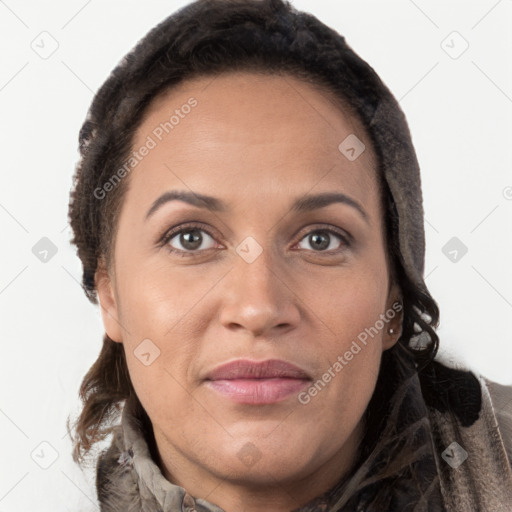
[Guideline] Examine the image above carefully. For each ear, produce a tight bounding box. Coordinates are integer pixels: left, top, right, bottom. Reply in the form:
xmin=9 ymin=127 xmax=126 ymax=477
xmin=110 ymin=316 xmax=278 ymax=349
xmin=95 ymin=258 xmax=123 ymax=343
xmin=382 ymin=281 xmax=403 ymax=351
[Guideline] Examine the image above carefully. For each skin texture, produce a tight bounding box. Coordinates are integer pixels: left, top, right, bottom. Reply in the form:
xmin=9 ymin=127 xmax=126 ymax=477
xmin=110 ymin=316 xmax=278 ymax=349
xmin=95 ymin=71 xmax=403 ymax=512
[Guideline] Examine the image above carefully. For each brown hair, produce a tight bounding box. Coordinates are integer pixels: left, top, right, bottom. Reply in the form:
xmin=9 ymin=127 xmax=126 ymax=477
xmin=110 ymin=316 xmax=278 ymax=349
xmin=67 ymin=0 xmax=439 ymax=467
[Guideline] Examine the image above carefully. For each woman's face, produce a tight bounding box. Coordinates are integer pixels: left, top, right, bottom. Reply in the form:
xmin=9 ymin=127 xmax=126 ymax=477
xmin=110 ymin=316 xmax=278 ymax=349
xmin=96 ymin=71 xmax=402 ymax=503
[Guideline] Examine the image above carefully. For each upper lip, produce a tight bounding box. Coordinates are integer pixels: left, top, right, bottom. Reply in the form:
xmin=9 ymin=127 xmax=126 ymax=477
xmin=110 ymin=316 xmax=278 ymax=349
xmin=205 ymin=358 xmax=312 ymax=380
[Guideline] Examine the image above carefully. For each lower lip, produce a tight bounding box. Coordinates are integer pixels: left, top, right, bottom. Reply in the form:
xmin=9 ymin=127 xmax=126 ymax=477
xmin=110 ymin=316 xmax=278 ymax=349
xmin=206 ymin=378 xmax=310 ymax=404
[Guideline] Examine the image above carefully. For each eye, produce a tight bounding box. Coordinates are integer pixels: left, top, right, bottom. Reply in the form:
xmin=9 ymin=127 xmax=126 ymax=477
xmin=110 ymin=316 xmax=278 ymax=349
xmin=295 ymin=228 xmax=350 ymax=253
xmin=162 ymin=223 xmax=218 ymax=256
xmin=160 ymin=223 xmax=351 ymax=257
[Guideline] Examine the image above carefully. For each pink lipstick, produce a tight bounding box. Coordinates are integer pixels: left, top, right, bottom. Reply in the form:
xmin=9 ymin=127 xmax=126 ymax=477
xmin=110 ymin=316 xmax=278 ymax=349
xmin=204 ymin=358 xmax=311 ymax=405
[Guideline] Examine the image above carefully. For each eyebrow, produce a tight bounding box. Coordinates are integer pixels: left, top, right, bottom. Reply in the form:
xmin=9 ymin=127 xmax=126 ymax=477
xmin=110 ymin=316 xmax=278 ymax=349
xmin=145 ymin=190 xmax=369 ymax=223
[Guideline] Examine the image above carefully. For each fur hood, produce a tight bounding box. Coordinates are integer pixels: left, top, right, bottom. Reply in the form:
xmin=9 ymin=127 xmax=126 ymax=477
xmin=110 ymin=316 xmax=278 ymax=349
xmin=95 ymin=350 xmax=512 ymax=511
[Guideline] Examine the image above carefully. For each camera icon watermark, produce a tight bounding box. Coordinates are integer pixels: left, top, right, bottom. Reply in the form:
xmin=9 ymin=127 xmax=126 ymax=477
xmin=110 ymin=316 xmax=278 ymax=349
xmin=338 ymin=134 xmax=366 ymax=161
xmin=32 ymin=237 xmax=58 ymax=263
xmin=237 ymin=442 xmax=262 ymax=467
xmin=236 ymin=236 xmax=263 ymax=264
xmin=134 ymin=338 xmax=161 ymax=366
xmin=442 ymin=236 xmax=468 ymax=263
xmin=441 ymin=441 xmax=468 ymax=468
xmin=503 ymin=186 xmax=512 ymax=200
xmin=441 ymin=31 xmax=469 ymax=60
xmin=31 ymin=441 xmax=59 ymax=469
xmin=30 ymin=31 xmax=59 ymax=60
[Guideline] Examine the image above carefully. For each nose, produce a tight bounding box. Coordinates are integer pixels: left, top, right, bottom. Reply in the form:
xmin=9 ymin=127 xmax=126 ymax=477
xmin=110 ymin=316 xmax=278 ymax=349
xmin=218 ymin=242 xmax=300 ymax=338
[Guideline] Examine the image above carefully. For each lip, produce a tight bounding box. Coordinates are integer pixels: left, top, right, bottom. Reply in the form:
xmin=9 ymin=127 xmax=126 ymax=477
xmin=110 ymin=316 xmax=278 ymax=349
xmin=204 ymin=358 xmax=312 ymax=405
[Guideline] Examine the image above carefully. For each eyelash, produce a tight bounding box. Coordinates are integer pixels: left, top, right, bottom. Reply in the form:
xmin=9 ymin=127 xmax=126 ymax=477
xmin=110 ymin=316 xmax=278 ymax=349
xmin=159 ymin=221 xmax=352 ymax=258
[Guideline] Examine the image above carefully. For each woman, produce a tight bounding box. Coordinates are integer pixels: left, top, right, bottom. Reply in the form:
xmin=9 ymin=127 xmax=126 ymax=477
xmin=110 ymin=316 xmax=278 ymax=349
xmin=66 ymin=0 xmax=512 ymax=510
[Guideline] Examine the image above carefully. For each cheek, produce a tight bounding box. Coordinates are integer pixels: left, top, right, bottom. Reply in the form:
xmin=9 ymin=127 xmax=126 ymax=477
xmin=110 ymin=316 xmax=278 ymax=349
xmin=299 ymin=262 xmax=389 ymax=412
xmin=301 ymin=255 xmax=389 ymax=347
xmin=115 ymin=262 xmax=218 ymax=416
xmin=115 ymin=259 xmax=202 ymax=340
xmin=124 ymin=353 xmax=197 ymax=440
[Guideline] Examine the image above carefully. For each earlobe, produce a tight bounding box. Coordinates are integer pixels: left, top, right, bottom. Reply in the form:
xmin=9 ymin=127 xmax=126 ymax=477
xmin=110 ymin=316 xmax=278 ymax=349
xmin=382 ymin=285 xmax=403 ymax=351
xmin=95 ymin=261 xmax=123 ymax=343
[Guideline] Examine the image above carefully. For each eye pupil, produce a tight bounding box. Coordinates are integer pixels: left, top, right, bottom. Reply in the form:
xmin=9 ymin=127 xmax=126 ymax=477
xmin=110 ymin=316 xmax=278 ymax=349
xmin=180 ymin=229 xmax=202 ymax=250
xmin=310 ymin=232 xmax=329 ymax=251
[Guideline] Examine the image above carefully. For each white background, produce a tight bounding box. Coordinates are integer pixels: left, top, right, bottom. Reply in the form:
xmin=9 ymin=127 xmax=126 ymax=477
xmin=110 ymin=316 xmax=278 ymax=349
xmin=1 ymin=1 xmax=511 ymax=510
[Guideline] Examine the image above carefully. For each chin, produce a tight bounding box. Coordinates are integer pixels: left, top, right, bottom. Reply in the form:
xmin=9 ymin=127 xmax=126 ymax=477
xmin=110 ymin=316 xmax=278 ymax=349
xmin=215 ymin=432 xmax=321 ymax=479
xmin=216 ymin=454 xmax=310 ymax=486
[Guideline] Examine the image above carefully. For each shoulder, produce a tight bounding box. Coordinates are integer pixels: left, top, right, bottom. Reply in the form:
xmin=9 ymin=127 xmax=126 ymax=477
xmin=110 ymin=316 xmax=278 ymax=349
xmin=483 ymin=377 xmax=512 ymax=464
xmin=419 ymin=353 xmax=512 ymax=467
xmin=419 ymin=356 xmax=512 ymax=508
xmin=417 ymin=355 xmax=482 ymax=427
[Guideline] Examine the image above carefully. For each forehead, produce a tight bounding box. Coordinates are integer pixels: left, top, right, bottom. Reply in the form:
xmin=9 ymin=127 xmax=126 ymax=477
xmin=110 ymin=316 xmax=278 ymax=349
xmin=126 ymin=71 xmax=380 ymax=214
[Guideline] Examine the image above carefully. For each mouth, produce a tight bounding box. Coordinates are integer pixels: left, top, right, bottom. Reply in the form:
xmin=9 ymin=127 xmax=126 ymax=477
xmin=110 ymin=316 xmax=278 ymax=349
xmin=204 ymin=358 xmax=312 ymax=405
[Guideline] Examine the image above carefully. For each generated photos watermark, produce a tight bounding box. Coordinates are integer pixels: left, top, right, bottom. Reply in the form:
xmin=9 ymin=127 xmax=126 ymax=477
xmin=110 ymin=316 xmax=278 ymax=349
xmin=297 ymin=302 xmax=402 ymax=405
xmin=93 ymin=97 xmax=198 ymax=200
